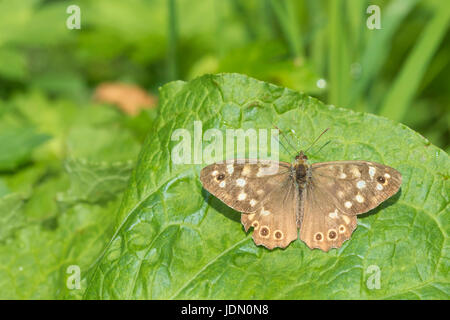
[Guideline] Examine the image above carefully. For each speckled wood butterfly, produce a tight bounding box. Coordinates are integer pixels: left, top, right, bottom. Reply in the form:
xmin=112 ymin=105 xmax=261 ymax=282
xmin=200 ymin=135 xmax=402 ymax=251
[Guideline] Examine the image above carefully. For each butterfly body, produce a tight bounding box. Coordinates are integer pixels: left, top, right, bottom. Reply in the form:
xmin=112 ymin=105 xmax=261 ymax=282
xmin=293 ymin=151 xmax=311 ymax=186
xmin=200 ymin=150 xmax=401 ymax=252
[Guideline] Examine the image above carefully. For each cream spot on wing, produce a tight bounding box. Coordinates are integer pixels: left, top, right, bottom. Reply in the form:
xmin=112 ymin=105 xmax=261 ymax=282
xmin=256 ymin=168 xmax=263 ymax=177
xmin=329 ymin=209 xmax=338 ymax=219
xmin=342 ymin=215 xmax=351 ymax=224
xmin=211 ymin=170 xmax=218 ymax=176
xmin=248 ymin=213 xmax=255 ymax=220
xmin=339 ymin=172 xmax=347 ymax=179
xmin=238 ymin=193 xmax=247 ymax=201
xmin=356 ymin=180 xmax=366 ymax=189
xmin=255 ymin=163 xmax=279 ymax=177
xmin=236 ymin=178 xmax=246 ymax=187
xmin=257 ymin=189 xmax=264 ymax=195
xmin=250 ymin=199 xmax=257 ymax=207
xmin=260 ymin=207 xmax=271 ymax=216
xmin=345 ymin=201 xmax=352 ymax=208
xmin=242 ymin=165 xmax=251 ymax=176
xmin=227 ymin=164 xmax=234 ymax=174
xmin=219 ymin=181 xmax=226 ymax=188
xmin=356 ymin=194 xmax=364 ymax=203
xmin=351 ymin=167 xmax=361 ymax=178
xmin=337 ymin=191 xmax=344 ymax=198
xmin=384 ymin=173 xmax=391 ymax=179
xmin=369 ymin=166 xmax=376 ymax=179
xmin=376 ymin=183 xmax=383 ymax=190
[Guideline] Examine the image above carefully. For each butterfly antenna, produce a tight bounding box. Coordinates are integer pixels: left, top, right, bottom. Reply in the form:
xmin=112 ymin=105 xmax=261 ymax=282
xmin=305 ymin=128 xmax=329 ymax=153
xmin=313 ymin=140 xmax=331 ymax=155
xmin=272 ymin=126 xmax=296 ymax=158
xmin=273 ymin=134 xmax=296 ymax=158
xmin=273 ymin=125 xmax=298 ymax=154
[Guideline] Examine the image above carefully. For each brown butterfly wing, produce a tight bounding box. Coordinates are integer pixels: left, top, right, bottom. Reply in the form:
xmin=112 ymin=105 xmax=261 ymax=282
xmin=311 ymin=161 xmax=402 ymax=215
xmin=200 ymin=160 xmax=298 ymax=249
xmin=241 ymin=178 xmax=298 ymax=249
xmin=299 ymin=161 xmax=402 ymax=251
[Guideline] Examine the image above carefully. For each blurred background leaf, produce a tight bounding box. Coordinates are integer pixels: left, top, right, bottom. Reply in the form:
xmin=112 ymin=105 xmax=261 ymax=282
xmin=1 ymin=0 xmax=447 ymax=148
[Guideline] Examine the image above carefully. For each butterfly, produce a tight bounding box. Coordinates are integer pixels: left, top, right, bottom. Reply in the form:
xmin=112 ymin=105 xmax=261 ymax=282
xmin=200 ymin=136 xmax=402 ymax=251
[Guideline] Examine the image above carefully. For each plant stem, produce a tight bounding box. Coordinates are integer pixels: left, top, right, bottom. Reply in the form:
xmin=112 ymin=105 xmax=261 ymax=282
xmin=270 ymin=0 xmax=303 ymax=58
xmin=167 ymin=0 xmax=178 ymax=81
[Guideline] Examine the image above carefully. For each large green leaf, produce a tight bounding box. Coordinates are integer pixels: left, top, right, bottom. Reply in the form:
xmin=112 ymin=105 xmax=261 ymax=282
xmin=84 ymin=73 xmax=449 ymax=299
xmin=0 ymin=193 xmax=119 ymax=299
xmin=58 ymin=159 xmax=135 ymax=207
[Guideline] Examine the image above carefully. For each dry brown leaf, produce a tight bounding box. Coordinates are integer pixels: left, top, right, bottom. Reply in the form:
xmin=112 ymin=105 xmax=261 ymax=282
xmin=93 ymin=82 xmax=157 ymax=115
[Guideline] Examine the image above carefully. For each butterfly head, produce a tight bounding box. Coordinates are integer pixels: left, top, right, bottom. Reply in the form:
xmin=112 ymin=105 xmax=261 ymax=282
xmin=295 ymin=151 xmax=308 ymax=164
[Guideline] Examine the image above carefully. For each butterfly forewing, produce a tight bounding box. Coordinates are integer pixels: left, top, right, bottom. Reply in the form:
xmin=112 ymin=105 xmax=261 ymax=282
xmin=200 ymin=160 xmax=291 ymax=213
xmin=311 ymin=161 xmax=402 ymax=215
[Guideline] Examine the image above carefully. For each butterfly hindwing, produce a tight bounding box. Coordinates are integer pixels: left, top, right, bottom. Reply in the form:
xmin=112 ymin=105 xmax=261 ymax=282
xmin=241 ymin=178 xmax=298 ymax=249
xmin=300 ymin=184 xmax=357 ymax=251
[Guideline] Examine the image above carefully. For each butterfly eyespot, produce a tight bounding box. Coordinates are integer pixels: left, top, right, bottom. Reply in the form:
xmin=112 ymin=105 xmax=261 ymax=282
xmin=327 ymin=230 xmax=337 ymax=240
xmin=251 ymin=221 xmax=259 ymax=229
xmin=377 ymin=176 xmax=385 ymax=184
xmin=259 ymin=226 xmax=270 ymax=238
xmin=274 ymin=230 xmax=283 ymax=240
xmin=339 ymin=225 xmax=346 ymax=233
xmin=314 ymin=232 xmax=323 ymax=241
xmin=216 ymin=173 xmax=225 ymax=181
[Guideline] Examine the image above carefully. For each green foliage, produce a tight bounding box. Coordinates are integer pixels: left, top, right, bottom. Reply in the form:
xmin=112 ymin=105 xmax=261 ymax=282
xmin=84 ymin=74 xmax=449 ymax=299
xmin=0 ymin=126 xmax=49 ymax=171
xmin=0 ymin=0 xmax=449 ymax=300
xmin=58 ymin=159 xmax=135 ymax=206
xmin=0 ymin=194 xmax=120 ymax=299
xmin=0 ymin=89 xmax=146 ymax=299
xmin=1 ymin=0 xmax=448 ymax=148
